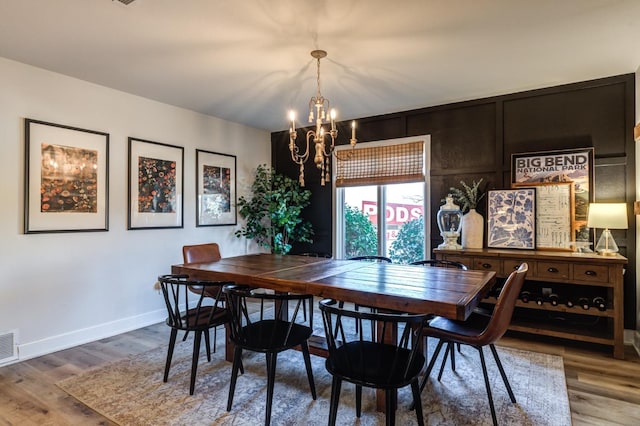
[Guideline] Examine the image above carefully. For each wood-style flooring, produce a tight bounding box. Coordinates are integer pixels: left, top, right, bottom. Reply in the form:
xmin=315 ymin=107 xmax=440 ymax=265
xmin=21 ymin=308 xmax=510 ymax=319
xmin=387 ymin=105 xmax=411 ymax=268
xmin=1 ymin=323 xmax=639 ymax=425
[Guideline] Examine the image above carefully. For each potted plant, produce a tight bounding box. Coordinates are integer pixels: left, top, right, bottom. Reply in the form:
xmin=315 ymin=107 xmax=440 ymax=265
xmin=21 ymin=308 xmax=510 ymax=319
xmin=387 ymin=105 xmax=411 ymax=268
xmin=449 ymin=179 xmax=485 ymax=249
xmin=235 ymin=164 xmax=313 ymax=254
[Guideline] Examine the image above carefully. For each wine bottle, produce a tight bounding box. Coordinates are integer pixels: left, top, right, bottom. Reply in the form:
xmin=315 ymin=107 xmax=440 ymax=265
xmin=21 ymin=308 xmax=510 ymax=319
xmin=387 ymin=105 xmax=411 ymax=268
xmin=548 ymin=293 xmax=559 ymax=306
xmin=578 ymin=297 xmax=590 ymax=310
xmin=520 ymin=290 xmax=531 ymax=303
xmin=565 ymin=297 xmax=574 ymax=308
xmin=592 ymin=296 xmax=607 ymax=311
xmin=535 ymin=295 xmax=544 ymax=306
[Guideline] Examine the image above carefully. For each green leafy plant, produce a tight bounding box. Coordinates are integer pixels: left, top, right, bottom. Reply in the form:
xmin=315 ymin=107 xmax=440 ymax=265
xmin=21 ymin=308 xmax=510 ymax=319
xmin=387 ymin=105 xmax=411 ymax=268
xmin=389 ymin=216 xmax=424 ymax=264
xmin=344 ymin=205 xmax=377 ymax=258
xmin=449 ymin=179 xmax=485 ymax=213
xmin=235 ymin=164 xmax=313 ymax=254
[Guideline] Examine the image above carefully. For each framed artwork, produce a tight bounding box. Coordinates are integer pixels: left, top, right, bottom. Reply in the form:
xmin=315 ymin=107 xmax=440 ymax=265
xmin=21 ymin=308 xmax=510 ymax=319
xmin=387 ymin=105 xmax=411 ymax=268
xmin=196 ymin=149 xmax=236 ymax=226
xmin=128 ymin=137 xmax=183 ymax=230
xmin=487 ymin=188 xmax=536 ymax=249
xmin=24 ymin=119 xmax=109 ymax=233
xmin=511 ymin=147 xmax=594 ymax=242
xmin=530 ymin=182 xmax=575 ymax=251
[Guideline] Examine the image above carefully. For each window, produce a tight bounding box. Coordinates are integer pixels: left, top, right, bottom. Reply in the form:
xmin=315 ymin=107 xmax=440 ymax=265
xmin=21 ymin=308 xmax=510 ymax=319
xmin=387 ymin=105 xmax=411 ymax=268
xmin=333 ymin=136 xmax=431 ymax=263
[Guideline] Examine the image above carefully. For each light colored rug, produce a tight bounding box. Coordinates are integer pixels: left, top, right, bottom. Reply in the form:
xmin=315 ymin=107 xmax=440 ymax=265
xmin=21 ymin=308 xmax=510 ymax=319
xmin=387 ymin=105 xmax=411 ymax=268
xmin=57 ymin=329 xmax=571 ymax=426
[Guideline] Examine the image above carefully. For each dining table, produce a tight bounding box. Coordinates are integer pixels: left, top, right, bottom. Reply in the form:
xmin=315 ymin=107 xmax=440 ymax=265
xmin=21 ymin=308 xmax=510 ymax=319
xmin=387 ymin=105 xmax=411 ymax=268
xmin=171 ymin=253 xmax=496 ymax=412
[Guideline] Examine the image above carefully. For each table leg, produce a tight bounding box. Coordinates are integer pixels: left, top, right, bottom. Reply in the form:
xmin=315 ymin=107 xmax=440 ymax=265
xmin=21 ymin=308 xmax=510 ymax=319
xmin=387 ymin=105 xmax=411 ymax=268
xmin=376 ymin=315 xmax=398 ymax=413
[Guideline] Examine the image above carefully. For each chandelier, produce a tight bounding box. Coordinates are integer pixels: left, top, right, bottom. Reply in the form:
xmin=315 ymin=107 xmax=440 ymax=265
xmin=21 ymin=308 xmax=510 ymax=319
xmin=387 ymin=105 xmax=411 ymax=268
xmin=288 ymin=49 xmax=357 ymax=187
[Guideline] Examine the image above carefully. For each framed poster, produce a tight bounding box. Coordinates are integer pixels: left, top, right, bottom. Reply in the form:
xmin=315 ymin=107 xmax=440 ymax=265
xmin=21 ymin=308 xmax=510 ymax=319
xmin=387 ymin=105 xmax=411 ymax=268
xmin=196 ymin=149 xmax=236 ymax=226
xmin=487 ymin=188 xmax=536 ymax=249
xmin=511 ymin=147 xmax=594 ymax=242
xmin=24 ymin=119 xmax=109 ymax=233
xmin=128 ymin=137 xmax=183 ymax=230
xmin=531 ymin=182 xmax=575 ymax=251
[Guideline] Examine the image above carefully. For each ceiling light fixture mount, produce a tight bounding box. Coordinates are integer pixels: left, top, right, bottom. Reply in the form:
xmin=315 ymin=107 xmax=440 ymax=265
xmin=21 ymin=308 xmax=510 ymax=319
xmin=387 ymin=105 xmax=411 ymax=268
xmin=288 ymin=49 xmax=357 ymax=187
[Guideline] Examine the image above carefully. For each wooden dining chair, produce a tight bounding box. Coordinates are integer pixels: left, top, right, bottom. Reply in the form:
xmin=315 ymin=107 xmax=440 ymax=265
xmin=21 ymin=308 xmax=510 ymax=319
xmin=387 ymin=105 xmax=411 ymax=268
xmin=319 ymin=298 xmax=430 ymax=425
xmin=222 ymin=284 xmax=317 ymax=426
xmin=157 ymin=274 xmax=232 ymax=395
xmin=180 ymin=243 xmax=224 ymax=347
xmin=182 ymin=242 xmax=222 ymax=264
xmin=416 ymin=263 xmax=528 ymax=426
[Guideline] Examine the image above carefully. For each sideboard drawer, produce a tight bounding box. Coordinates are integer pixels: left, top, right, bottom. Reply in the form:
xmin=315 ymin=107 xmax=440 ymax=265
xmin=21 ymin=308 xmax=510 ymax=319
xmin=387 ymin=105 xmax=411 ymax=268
xmin=473 ymin=257 xmax=501 ymax=273
xmin=536 ymin=261 xmax=570 ymax=280
xmin=573 ymin=264 xmax=609 ymax=284
xmin=503 ymin=259 xmax=529 ymax=276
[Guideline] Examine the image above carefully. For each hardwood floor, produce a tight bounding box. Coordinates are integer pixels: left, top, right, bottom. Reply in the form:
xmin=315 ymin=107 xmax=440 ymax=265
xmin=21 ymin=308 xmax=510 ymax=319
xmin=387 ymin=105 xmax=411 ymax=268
xmin=1 ymin=323 xmax=639 ymax=425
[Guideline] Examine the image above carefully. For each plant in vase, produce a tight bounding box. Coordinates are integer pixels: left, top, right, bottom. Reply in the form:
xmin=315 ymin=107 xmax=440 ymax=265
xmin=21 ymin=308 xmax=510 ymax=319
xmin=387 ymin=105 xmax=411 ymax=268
xmin=235 ymin=164 xmax=313 ymax=254
xmin=449 ymin=179 xmax=486 ymax=249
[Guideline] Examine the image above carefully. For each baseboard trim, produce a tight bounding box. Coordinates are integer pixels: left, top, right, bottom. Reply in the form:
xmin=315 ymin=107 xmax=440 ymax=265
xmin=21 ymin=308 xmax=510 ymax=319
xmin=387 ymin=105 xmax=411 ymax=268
xmin=14 ymin=309 xmax=166 ymax=364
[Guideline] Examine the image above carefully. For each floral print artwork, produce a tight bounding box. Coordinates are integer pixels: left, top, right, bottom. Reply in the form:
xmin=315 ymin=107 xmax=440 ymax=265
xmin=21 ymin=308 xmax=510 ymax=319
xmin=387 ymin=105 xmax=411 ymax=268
xmin=40 ymin=143 xmax=98 ymax=213
xmin=201 ymin=165 xmax=231 ymax=220
xmin=487 ymin=189 xmax=535 ymax=249
xmin=137 ymin=156 xmax=176 ymax=213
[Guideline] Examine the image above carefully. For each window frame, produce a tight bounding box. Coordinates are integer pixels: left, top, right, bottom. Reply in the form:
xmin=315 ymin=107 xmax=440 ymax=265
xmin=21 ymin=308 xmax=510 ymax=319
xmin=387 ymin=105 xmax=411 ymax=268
xmin=332 ymin=135 xmax=431 ymax=260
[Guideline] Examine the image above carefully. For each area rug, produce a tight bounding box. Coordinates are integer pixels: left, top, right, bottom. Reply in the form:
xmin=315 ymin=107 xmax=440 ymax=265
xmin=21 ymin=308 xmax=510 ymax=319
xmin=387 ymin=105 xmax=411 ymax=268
xmin=57 ymin=329 xmax=571 ymax=426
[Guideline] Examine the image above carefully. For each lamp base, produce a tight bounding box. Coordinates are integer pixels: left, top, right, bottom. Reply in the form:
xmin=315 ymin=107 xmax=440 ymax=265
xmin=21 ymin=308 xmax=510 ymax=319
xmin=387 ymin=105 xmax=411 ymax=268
xmin=594 ymin=228 xmax=619 ymax=256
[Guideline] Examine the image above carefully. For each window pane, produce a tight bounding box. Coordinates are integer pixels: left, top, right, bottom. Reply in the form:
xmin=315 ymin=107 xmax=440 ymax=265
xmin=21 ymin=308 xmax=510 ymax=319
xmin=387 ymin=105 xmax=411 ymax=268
xmin=343 ymin=186 xmax=378 ymax=258
xmin=386 ymin=182 xmax=425 ymax=264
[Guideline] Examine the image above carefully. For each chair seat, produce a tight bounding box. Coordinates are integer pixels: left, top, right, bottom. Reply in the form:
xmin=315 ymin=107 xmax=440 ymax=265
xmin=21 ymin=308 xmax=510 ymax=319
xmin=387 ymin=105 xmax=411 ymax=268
xmin=237 ymin=320 xmax=313 ymax=352
xmin=427 ymin=313 xmax=491 ymax=344
xmin=168 ymin=306 xmax=229 ymax=331
xmin=326 ymin=341 xmax=425 ymax=389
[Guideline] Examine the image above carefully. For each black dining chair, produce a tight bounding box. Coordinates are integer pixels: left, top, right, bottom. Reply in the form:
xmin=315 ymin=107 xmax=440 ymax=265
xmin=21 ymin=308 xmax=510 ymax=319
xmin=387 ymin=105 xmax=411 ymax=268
xmin=319 ymin=298 xmax=430 ymax=425
xmin=346 ymin=255 xmax=393 ymax=331
xmin=416 ymin=263 xmax=528 ymax=426
xmin=158 ymin=274 xmax=232 ymax=395
xmin=409 ymin=259 xmax=468 ymax=270
xmin=222 ymin=284 xmax=317 ymax=426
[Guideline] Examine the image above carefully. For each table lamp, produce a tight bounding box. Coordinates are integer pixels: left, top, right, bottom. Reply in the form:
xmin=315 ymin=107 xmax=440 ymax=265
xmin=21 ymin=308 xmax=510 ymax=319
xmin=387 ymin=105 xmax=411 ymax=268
xmin=586 ymin=203 xmax=628 ymax=256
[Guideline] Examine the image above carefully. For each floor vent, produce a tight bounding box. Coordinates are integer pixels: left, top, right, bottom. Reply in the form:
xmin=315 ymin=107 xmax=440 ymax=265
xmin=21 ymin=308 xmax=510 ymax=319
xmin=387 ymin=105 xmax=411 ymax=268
xmin=0 ymin=331 xmax=18 ymax=365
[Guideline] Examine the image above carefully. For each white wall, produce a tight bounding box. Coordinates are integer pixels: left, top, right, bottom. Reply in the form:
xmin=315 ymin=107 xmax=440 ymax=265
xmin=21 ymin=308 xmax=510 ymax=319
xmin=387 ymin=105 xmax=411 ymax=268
xmin=0 ymin=57 xmax=270 ymax=362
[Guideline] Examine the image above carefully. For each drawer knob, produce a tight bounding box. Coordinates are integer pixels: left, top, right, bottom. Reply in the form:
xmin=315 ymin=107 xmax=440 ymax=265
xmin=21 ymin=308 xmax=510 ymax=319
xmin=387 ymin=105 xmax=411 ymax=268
xmin=547 ymin=267 xmax=559 ymax=273
xmin=585 ymin=270 xmax=597 ymax=276
xmin=481 ymin=263 xmax=492 ymax=269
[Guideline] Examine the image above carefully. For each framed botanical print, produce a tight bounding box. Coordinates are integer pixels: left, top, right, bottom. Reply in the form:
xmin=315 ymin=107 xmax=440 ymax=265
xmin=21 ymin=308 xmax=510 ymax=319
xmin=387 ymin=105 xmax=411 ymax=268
xmin=196 ymin=149 xmax=236 ymax=226
xmin=128 ymin=137 xmax=183 ymax=229
xmin=24 ymin=119 xmax=109 ymax=233
xmin=487 ymin=188 xmax=536 ymax=249
xmin=530 ymin=182 xmax=575 ymax=251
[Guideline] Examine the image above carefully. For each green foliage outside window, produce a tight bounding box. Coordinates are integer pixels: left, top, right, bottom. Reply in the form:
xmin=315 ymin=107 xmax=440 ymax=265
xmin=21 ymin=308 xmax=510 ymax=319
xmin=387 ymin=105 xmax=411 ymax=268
xmin=235 ymin=164 xmax=313 ymax=254
xmin=344 ymin=205 xmax=377 ymax=258
xmin=389 ymin=216 xmax=424 ymax=264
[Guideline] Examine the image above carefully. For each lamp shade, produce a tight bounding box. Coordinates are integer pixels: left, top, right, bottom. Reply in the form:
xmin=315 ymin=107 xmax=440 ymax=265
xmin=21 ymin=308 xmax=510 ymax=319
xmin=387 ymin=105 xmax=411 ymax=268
xmin=587 ymin=203 xmax=628 ymax=229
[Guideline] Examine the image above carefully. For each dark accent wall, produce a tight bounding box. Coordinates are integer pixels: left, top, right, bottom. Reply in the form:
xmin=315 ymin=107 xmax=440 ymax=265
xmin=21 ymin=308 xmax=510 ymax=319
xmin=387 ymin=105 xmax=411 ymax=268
xmin=272 ymin=73 xmax=636 ymax=329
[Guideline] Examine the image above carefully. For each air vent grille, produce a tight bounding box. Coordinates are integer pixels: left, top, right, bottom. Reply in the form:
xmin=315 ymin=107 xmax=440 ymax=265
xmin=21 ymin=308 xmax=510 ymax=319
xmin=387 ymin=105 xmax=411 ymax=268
xmin=116 ymin=0 xmax=136 ymax=5
xmin=0 ymin=331 xmax=18 ymax=365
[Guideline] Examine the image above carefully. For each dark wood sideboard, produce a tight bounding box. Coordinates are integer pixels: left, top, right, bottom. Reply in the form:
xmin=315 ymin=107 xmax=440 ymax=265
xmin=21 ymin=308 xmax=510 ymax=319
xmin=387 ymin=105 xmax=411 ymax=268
xmin=434 ymin=248 xmax=627 ymax=359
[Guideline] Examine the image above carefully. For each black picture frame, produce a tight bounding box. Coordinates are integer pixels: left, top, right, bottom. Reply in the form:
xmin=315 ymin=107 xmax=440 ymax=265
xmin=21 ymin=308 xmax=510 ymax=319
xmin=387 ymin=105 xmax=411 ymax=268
xmin=196 ymin=149 xmax=237 ymax=226
xmin=128 ymin=137 xmax=184 ymax=230
xmin=24 ymin=119 xmax=109 ymax=234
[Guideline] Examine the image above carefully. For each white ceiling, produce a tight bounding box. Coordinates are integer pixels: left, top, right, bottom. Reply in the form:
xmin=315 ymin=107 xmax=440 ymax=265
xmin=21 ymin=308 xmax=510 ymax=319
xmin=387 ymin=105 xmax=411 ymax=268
xmin=1 ymin=0 xmax=639 ymax=132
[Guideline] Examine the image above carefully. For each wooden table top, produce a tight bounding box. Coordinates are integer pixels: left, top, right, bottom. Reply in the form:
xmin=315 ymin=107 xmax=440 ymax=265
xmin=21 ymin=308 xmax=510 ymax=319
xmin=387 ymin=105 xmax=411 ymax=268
xmin=171 ymin=253 xmax=497 ymax=321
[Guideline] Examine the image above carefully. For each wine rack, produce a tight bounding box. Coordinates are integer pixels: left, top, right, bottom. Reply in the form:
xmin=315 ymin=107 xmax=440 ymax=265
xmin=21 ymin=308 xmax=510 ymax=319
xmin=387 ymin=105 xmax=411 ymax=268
xmin=434 ymin=248 xmax=627 ymax=359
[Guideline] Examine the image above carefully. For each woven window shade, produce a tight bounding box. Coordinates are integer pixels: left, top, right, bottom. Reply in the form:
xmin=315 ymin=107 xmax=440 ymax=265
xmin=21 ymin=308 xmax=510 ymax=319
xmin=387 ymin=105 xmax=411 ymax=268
xmin=335 ymin=140 xmax=425 ymax=187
